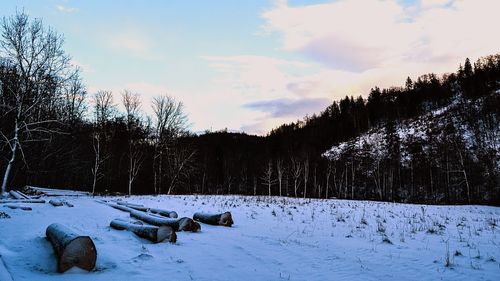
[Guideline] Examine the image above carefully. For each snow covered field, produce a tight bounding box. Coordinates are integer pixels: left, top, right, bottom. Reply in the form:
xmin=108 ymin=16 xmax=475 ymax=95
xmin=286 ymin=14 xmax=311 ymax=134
xmin=1 ymin=194 xmax=499 ymax=281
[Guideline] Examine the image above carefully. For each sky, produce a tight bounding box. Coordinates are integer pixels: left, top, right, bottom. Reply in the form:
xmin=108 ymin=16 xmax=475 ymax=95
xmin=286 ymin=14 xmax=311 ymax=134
xmin=0 ymin=0 xmax=499 ymax=135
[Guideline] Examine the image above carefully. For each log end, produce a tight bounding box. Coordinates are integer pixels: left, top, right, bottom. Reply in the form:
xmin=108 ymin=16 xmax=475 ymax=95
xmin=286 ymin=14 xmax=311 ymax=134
xmin=169 ymin=212 xmax=178 ymax=218
xmin=49 ymin=200 xmax=64 ymax=207
xmin=58 ymin=236 xmax=97 ymax=273
xmin=157 ymin=226 xmax=177 ymax=243
xmin=178 ymin=217 xmax=201 ymax=232
xmin=219 ymin=212 xmax=234 ymax=227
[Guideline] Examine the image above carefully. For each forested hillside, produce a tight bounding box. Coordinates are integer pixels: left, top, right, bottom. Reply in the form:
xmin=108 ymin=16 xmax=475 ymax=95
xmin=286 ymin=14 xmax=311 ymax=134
xmin=185 ymin=56 xmax=499 ymax=204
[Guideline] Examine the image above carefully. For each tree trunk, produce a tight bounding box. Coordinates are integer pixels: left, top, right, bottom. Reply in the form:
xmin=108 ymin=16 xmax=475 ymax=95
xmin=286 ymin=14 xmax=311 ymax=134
xmin=253 ymin=177 xmax=257 ymax=196
xmin=455 ymin=148 xmax=471 ymax=203
xmin=1 ymin=123 xmax=18 ymax=196
xmin=351 ymin=160 xmax=355 ymax=199
xmin=429 ymin=165 xmax=434 ymax=201
xmin=303 ymin=159 xmax=309 ymax=199
xmin=110 ymin=219 xmax=176 ymax=243
xmin=149 ymin=208 xmax=178 ymax=218
xmin=45 ymin=223 xmax=97 ymax=273
xmin=325 ymin=168 xmax=331 ymax=199
xmin=193 ymin=212 xmax=233 ymax=227
xmin=294 ymin=178 xmax=298 ymax=198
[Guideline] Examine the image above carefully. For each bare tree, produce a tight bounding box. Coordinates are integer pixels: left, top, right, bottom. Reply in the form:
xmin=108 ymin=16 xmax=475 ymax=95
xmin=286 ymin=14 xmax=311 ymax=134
xmin=61 ymin=75 xmax=86 ymax=123
xmin=94 ymin=90 xmax=114 ymax=130
xmin=151 ymin=95 xmax=190 ymax=194
xmin=0 ymin=11 xmax=75 ymax=196
xmin=91 ymin=133 xmax=105 ymax=194
xmin=165 ymin=146 xmax=196 ymax=195
xmin=122 ymin=90 xmax=144 ymax=195
xmin=260 ymin=160 xmax=276 ymax=196
xmin=290 ymin=157 xmax=302 ymax=198
xmin=91 ymin=90 xmax=114 ymax=194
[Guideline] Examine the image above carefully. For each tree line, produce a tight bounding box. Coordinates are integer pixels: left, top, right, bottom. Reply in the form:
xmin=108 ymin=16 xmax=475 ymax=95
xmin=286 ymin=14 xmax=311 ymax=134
xmin=1 ymin=12 xmax=499 ymax=204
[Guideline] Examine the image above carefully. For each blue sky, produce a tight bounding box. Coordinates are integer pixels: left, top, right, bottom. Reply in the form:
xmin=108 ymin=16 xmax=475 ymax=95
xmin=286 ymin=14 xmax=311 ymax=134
xmin=1 ymin=0 xmax=498 ymax=134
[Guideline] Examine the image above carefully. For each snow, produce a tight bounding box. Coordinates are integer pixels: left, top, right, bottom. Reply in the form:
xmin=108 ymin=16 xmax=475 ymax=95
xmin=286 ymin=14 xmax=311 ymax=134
xmin=0 ymin=194 xmax=499 ymax=281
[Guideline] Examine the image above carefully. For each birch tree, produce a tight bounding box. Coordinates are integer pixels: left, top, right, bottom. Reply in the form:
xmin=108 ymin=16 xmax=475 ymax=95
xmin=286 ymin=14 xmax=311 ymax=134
xmin=0 ymin=11 xmax=75 ymax=195
xmin=260 ymin=160 xmax=276 ymax=196
xmin=290 ymin=157 xmax=302 ymax=198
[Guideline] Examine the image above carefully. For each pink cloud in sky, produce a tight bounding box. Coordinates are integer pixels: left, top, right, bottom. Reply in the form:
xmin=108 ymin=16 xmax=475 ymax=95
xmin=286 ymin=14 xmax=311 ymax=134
xmin=262 ymin=0 xmax=500 ymax=72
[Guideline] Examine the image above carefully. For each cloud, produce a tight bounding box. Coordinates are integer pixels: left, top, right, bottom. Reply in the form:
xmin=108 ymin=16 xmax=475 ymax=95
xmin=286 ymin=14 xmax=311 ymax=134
xmin=56 ymin=5 xmax=78 ymax=14
xmin=262 ymin=0 xmax=500 ymax=72
xmin=203 ymin=55 xmax=309 ymax=98
xmin=109 ymin=31 xmax=149 ymax=53
xmin=420 ymin=0 xmax=451 ymax=8
xmin=104 ymin=29 xmax=162 ymax=60
xmin=244 ymin=97 xmax=331 ymax=118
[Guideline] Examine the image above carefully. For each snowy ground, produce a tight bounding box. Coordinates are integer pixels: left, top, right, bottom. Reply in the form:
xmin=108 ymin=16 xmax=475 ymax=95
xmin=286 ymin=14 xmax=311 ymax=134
xmin=0 ymin=194 xmax=499 ymax=281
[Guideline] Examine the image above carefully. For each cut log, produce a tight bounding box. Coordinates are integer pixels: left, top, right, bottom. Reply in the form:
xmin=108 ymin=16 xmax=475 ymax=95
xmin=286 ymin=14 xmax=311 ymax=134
xmin=115 ymin=201 xmax=149 ymax=212
xmin=149 ymin=208 xmax=178 ymax=218
xmin=3 ymin=204 xmax=32 ymax=211
xmin=110 ymin=219 xmax=176 ymax=243
xmin=45 ymin=223 xmax=97 ymax=273
xmin=193 ymin=212 xmax=234 ymax=227
xmin=64 ymin=201 xmax=74 ymax=208
xmin=49 ymin=199 xmax=64 ymax=207
xmin=16 ymin=190 xmax=31 ymax=199
xmin=129 ymin=210 xmax=200 ymax=232
xmin=108 ymin=203 xmax=135 ymax=213
xmin=9 ymin=191 xmax=27 ymax=200
xmin=0 ymin=199 xmax=45 ymax=204
xmin=178 ymin=217 xmax=201 ymax=232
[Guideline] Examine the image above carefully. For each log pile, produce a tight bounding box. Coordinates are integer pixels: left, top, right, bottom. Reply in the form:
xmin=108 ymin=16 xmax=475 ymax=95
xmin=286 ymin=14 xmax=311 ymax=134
xmin=103 ymin=201 xmax=198 ymax=232
xmin=129 ymin=209 xmax=200 ymax=232
xmin=45 ymin=223 xmax=97 ymax=273
xmin=193 ymin=212 xmax=234 ymax=227
xmin=113 ymin=201 xmax=178 ymax=218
